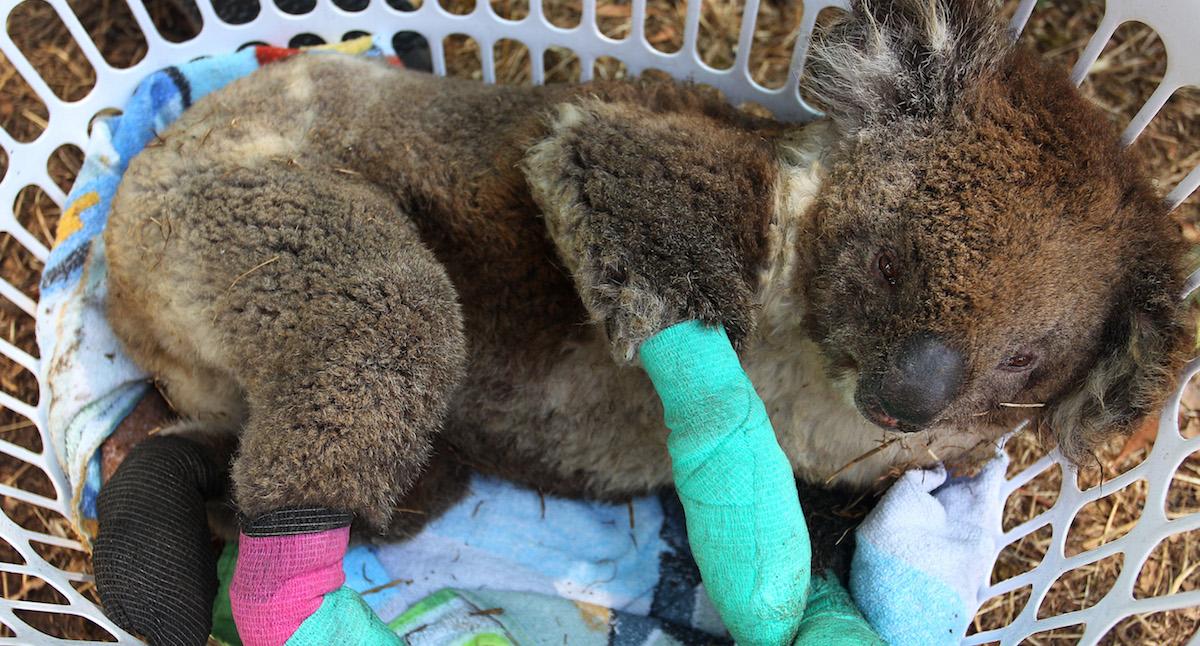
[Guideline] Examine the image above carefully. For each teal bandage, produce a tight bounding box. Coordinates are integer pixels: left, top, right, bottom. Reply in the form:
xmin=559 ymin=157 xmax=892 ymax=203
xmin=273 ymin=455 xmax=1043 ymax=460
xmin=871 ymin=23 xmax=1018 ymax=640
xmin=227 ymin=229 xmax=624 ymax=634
xmin=795 ymin=574 xmax=886 ymax=645
xmin=287 ymin=587 xmax=400 ymax=646
xmin=640 ymin=321 xmax=811 ymax=645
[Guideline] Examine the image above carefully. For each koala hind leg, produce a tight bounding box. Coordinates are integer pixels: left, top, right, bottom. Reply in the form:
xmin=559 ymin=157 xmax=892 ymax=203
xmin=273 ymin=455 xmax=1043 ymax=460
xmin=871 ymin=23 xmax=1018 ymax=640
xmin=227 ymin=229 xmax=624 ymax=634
xmin=106 ymin=163 xmax=468 ymax=530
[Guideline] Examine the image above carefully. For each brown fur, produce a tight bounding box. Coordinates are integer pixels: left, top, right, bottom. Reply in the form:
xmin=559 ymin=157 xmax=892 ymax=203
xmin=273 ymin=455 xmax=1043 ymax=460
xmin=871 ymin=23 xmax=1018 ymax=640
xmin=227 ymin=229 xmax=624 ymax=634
xmin=103 ymin=0 xmax=1190 ymax=546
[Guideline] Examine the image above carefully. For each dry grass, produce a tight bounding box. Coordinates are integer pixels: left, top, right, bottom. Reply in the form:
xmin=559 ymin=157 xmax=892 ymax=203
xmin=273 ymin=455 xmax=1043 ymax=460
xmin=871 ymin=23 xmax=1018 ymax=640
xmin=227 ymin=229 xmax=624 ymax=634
xmin=0 ymin=0 xmax=1198 ymax=642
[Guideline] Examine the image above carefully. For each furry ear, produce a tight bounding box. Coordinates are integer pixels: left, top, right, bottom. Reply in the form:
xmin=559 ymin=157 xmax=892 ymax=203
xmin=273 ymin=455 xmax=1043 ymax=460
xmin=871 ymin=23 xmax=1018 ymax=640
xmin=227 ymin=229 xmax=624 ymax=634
xmin=1046 ymin=262 xmax=1192 ymax=464
xmin=802 ymin=0 xmax=1010 ymax=129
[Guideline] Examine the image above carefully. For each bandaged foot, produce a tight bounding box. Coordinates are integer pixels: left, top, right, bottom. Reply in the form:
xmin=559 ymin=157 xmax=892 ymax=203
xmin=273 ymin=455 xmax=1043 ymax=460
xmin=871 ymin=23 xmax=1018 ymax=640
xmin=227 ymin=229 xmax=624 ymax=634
xmin=230 ymin=508 xmax=399 ymax=646
xmin=94 ymin=435 xmax=226 ymax=645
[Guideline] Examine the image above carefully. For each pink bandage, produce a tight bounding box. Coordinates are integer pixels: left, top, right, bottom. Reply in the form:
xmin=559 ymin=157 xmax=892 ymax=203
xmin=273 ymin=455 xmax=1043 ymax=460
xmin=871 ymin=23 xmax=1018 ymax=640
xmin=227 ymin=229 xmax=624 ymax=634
xmin=230 ymin=526 xmax=349 ymax=646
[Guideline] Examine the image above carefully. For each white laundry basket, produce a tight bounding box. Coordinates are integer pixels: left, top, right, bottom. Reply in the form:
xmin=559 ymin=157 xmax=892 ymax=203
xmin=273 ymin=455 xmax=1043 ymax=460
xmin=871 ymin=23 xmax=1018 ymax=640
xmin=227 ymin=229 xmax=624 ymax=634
xmin=0 ymin=0 xmax=1198 ymax=643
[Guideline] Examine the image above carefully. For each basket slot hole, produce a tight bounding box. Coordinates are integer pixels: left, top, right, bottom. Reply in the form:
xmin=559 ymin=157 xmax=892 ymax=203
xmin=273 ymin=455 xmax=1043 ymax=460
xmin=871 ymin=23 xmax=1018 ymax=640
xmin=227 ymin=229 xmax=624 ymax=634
xmin=1140 ymin=86 xmax=1200 ymax=224
xmin=211 ymin=0 xmax=261 ymax=24
xmin=1064 ymin=479 xmax=1145 ymax=557
xmin=0 ymin=621 xmax=14 ymax=637
xmin=1105 ymin=608 xmax=1200 ymax=644
xmin=12 ymin=608 xmax=117 ymax=641
xmin=141 ymin=0 xmax=203 ymax=43
xmin=6 ymin=573 xmax=70 ymax=605
xmin=0 ymin=231 xmax=46 ymax=305
xmin=63 ymin=0 xmax=148 ymax=68
xmin=438 ymin=0 xmax=473 ymax=16
xmin=1015 ymin=1 xmax=1102 ymax=68
xmin=645 ymin=0 xmax=684 ymax=53
xmin=746 ymin=0 xmax=802 ymax=89
xmin=0 ymin=355 xmax=38 ymax=421
xmin=593 ymin=55 xmax=627 ymax=81
xmin=28 ymin=538 xmax=90 ymax=573
xmin=596 ymin=0 xmax=630 ymax=40
xmin=273 ymin=0 xmax=317 ymax=15
xmin=386 ymin=0 xmax=421 ymax=12
xmin=1003 ymin=461 xmax=1061 ymax=532
xmin=70 ymin=577 xmax=101 ymax=605
xmin=1094 ymin=414 xmax=1170 ymax=482
xmin=1073 ymin=22 xmax=1166 ymax=135
xmin=7 ymin=0 xmax=96 ymax=102
xmin=0 ymin=454 xmax=55 ymax=504
xmin=1134 ymin=528 xmax=1200 ymax=599
xmin=1022 ymin=624 xmax=1086 ymax=644
xmin=341 ymin=30 xmax=371 ymax=42
xmin=0 ymin=404 xmax=37 ymax=444
xmin=0 ymin=147 xmax=7 ymax=185
xmin=332 ymin=0 xmax=370 ymax=12
xmin=491 ymin=0 xmax=528 ymax=21
xmin=544 ymin=0 xmax=581 ymax=29
xmin=0 ymin=51 xmax=51 ymax=143
xmin=14 ymin=185 xmax=59 ymax=250
xmin=969 ymin=583 xmax=1030 ymax=636
xmin=494 ymin=39 xmax=531 ymax=85
xmin=0 ymin=406 xmax=43 ymax=452
xmin=1036 ymin=551 xmax=1123 ymax=619
xmin=696 ymin=0 xmax=740 ymax=71
xmin=1164 ymin=445 xmax=1200 ymax=519
xmin=735 ymin=100 xmax=772 ymax=119
xmin=443 ymin=34 xmax=481 ymax=80
xmin=46 ymin=144 xmax=83 ymax=196
xmin=991 ymin=523 xmax=1052 ymax=585
xmin=392 ymin=31 xmax=432 ymax=72
xmin=0 ymin=535 xmax=25 ymax=565
xmin=0 ymin=292 xmax=36 ymax=366
xmin=638 ymin=67 xmax=673 ymax=84
xmin=544 ymin=46 xmax=579 ymax=84
xmin=287 ymin=33 xmax=326 ymax=48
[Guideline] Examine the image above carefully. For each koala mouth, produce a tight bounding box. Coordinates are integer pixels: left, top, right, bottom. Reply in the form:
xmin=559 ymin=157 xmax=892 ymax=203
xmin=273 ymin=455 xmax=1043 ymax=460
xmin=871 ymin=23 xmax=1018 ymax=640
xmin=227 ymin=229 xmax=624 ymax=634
xmin=853 ymin=384 xmax=936 ymax=434
xmin=862 ymin=403 xmax=900 ymax=430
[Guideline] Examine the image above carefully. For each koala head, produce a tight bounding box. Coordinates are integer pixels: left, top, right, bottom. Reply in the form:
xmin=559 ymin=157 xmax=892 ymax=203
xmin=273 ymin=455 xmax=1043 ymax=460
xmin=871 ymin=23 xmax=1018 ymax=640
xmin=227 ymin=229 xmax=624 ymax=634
xmin=799 ymin=0 xmax=1193 ymax=464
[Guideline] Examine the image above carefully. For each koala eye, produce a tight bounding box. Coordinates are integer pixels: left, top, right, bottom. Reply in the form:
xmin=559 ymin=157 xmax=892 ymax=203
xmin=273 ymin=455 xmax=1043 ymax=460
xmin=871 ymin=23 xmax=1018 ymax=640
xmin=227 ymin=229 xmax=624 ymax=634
xmin=873 ymin=249 xmax=899 ymax=287
xmin=998 ymin=353 xmax=1037 ymax=372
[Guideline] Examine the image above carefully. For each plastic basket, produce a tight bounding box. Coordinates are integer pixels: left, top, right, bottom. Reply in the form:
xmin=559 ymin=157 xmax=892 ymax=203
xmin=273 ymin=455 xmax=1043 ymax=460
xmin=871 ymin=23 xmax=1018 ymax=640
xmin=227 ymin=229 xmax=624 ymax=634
xmin=0 ymin=0 xmax=1198 ymax=643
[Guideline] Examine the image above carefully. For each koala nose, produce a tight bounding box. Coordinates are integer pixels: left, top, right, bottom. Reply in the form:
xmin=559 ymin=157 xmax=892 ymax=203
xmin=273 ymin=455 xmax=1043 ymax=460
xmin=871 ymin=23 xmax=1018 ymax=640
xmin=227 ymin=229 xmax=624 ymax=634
xmin=879 ymin=333 xmax=965 ymax=428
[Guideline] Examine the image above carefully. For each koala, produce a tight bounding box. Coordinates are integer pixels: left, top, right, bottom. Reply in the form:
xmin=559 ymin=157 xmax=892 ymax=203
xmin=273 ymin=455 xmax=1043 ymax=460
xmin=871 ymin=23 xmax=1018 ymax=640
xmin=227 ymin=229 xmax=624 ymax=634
xmin=94 ymin=0 xmax=1190 ymax=640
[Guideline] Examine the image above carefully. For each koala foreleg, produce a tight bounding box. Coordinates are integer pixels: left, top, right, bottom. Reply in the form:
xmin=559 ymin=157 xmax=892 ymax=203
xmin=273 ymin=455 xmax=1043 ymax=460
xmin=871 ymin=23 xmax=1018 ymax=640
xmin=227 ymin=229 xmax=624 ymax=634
xmin=522 ymin=99 xmax=779 ymax=361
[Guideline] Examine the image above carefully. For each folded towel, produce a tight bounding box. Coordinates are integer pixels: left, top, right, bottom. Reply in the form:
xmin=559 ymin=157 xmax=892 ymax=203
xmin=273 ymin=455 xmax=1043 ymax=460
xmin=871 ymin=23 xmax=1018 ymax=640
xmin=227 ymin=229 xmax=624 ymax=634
xmin=851 ymin=451 xmax=1009 ymax=645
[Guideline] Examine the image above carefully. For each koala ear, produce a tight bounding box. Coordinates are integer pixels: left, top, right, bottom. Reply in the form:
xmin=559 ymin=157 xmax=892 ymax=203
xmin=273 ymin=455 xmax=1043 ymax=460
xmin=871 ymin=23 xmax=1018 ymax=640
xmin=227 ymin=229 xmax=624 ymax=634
xmin=802 ymin=0 xmax=1010 ymax=129
xmin=1046 ymin=263 xmax=1192 ymax=464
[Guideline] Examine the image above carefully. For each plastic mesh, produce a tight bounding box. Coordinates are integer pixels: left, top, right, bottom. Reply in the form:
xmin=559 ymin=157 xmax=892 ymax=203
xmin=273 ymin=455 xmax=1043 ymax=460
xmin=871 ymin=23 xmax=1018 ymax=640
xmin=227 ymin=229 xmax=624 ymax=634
xmin=0 ymin=0 xmax=1198 ymax=643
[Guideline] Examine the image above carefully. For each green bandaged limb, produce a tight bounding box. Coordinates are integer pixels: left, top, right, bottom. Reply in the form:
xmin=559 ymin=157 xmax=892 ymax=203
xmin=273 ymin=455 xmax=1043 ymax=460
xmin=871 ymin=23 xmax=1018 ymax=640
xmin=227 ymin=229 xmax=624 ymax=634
xmin=796 ymin=574 xmax=886 ymax=646
xmin=639 ymin=321 xmax=811 ymax=645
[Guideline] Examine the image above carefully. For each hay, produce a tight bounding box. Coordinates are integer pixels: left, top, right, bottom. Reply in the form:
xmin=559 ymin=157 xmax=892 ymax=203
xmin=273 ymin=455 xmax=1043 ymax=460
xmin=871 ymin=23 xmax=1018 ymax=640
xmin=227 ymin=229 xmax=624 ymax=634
xmin=1 ymin=0 xmax=1197 ymax=641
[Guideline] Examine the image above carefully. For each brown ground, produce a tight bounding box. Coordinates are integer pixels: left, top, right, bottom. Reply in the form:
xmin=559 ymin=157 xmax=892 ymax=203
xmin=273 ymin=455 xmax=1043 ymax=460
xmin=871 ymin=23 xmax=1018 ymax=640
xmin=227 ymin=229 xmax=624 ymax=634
xmin=0 ymin=0 xmax=1197 ymax=643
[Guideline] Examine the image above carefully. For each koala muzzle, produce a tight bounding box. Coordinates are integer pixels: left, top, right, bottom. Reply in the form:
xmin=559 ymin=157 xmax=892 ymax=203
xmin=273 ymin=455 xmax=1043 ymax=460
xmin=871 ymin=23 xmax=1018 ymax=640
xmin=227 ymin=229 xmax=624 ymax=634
xmin=878 ymin=333 xmax=965 ymax=429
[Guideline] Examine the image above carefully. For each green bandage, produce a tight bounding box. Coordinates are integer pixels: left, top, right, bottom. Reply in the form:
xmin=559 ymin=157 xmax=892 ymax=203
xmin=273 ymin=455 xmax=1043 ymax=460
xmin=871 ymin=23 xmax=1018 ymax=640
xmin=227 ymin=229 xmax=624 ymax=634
xmin=640 ymin=321 xmax=811 ymax=645
xmin=796 ymin=574 xmax=886 ymax=645
xmin=287 ymin=587 xmax=399 ymax=646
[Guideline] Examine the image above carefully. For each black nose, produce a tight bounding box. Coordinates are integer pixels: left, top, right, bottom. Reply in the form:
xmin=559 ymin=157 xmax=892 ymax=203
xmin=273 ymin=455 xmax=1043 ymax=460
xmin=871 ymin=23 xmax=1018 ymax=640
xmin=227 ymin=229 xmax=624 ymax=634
xmin=878 ymin=333 xmax=965 ymax=428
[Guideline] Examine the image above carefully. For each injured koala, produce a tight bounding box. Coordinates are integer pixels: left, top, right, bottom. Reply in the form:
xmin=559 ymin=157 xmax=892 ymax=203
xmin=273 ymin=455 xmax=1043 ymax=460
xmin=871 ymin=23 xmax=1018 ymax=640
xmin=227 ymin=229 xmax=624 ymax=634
xmin=93 ymin=0 xmax=1192 ymax=642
